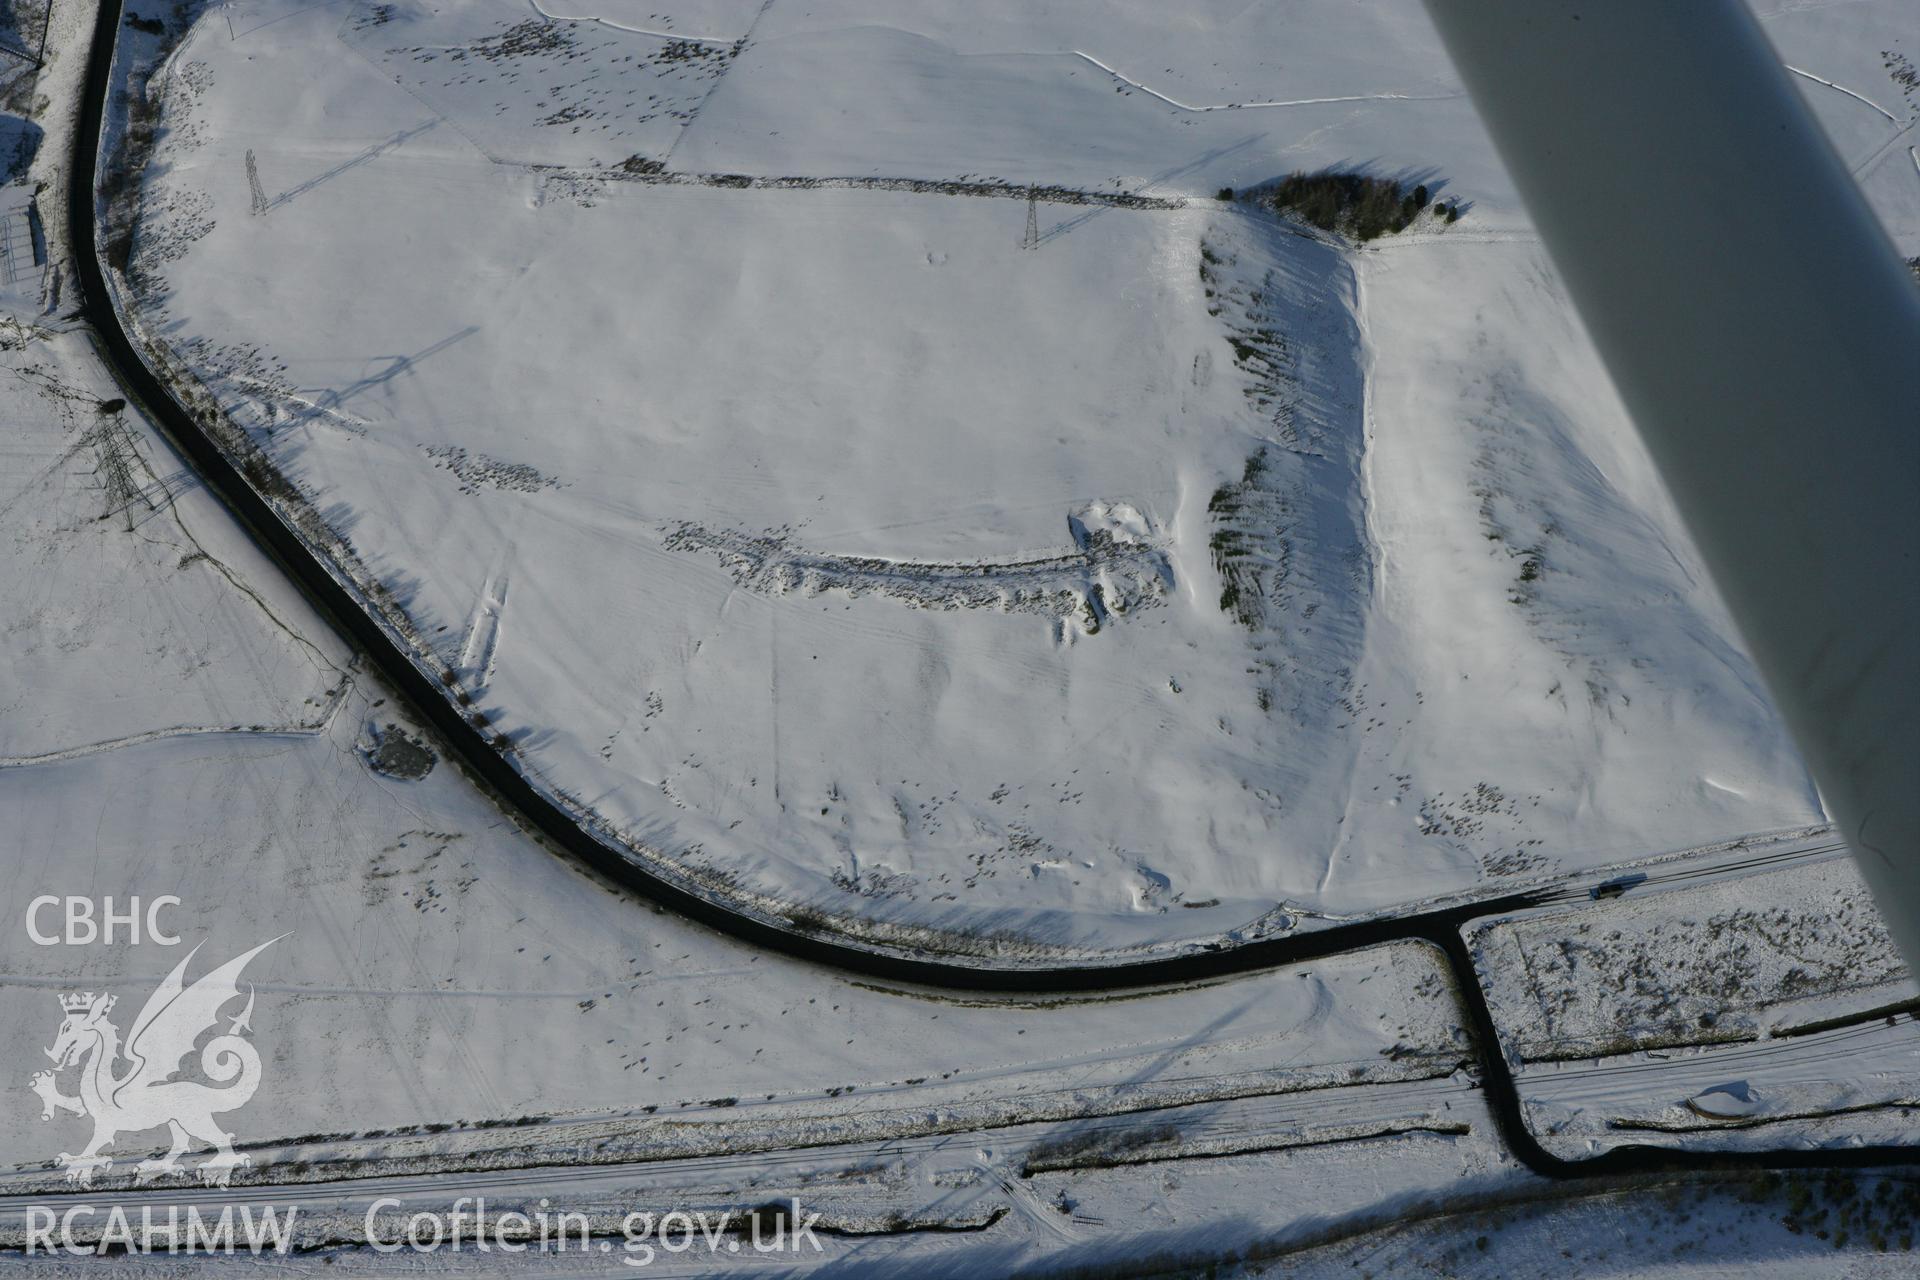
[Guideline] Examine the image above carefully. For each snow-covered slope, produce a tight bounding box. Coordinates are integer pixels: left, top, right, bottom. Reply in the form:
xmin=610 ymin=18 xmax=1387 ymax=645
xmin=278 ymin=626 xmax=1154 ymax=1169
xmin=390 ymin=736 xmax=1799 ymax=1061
xmin=101 ymin=0 xmax=1919 ymax=958
xmin=0 ymin=329 xmax=343 ymax=763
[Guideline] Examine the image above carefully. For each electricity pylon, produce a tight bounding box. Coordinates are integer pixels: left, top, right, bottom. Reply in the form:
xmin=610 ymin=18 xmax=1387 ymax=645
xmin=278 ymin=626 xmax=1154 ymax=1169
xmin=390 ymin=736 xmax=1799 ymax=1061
xmin=90 ymin=411 xmax=154 ymax=532
xmin=246 ymin=149 xmax=268 ymax=215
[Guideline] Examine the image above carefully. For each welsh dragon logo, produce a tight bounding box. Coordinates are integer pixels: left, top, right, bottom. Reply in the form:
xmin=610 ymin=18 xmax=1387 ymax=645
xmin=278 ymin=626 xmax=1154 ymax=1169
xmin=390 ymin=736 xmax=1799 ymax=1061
xmin=29 ymin=937 xmax=283 ymax=1188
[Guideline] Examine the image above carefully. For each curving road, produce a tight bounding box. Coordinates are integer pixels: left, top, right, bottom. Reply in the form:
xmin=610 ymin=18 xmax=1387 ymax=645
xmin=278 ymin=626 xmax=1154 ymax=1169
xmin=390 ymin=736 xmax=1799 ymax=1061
xmin=64 ymin=0 xmax=1531 ymax=996
xmin=61 ymin=0 xmax=1920 ymax=1188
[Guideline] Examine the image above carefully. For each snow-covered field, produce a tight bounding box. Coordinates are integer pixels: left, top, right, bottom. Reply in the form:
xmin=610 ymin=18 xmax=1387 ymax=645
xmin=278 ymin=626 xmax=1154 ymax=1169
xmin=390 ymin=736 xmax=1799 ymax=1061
xmin=1521 ymin=1015 xmax=1920 ymax=1160
xmin=1475 ymin=839 xmax=1913 ymax=1062
xmin=1253 ymin=1170 xmax=1920 ymax=1279
xmin=95 ymin=0 xmax=1920 ymax=957
xmin=0 ymin=282 xmax=1513 ymax=1272
xmin=3 ymin=0 xmax=1919 ymax=1268
xmin=1469 ymin=839 xmax=1920 ymax=1161
xmin=0 ymin=331 xmax=343 ymax=764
